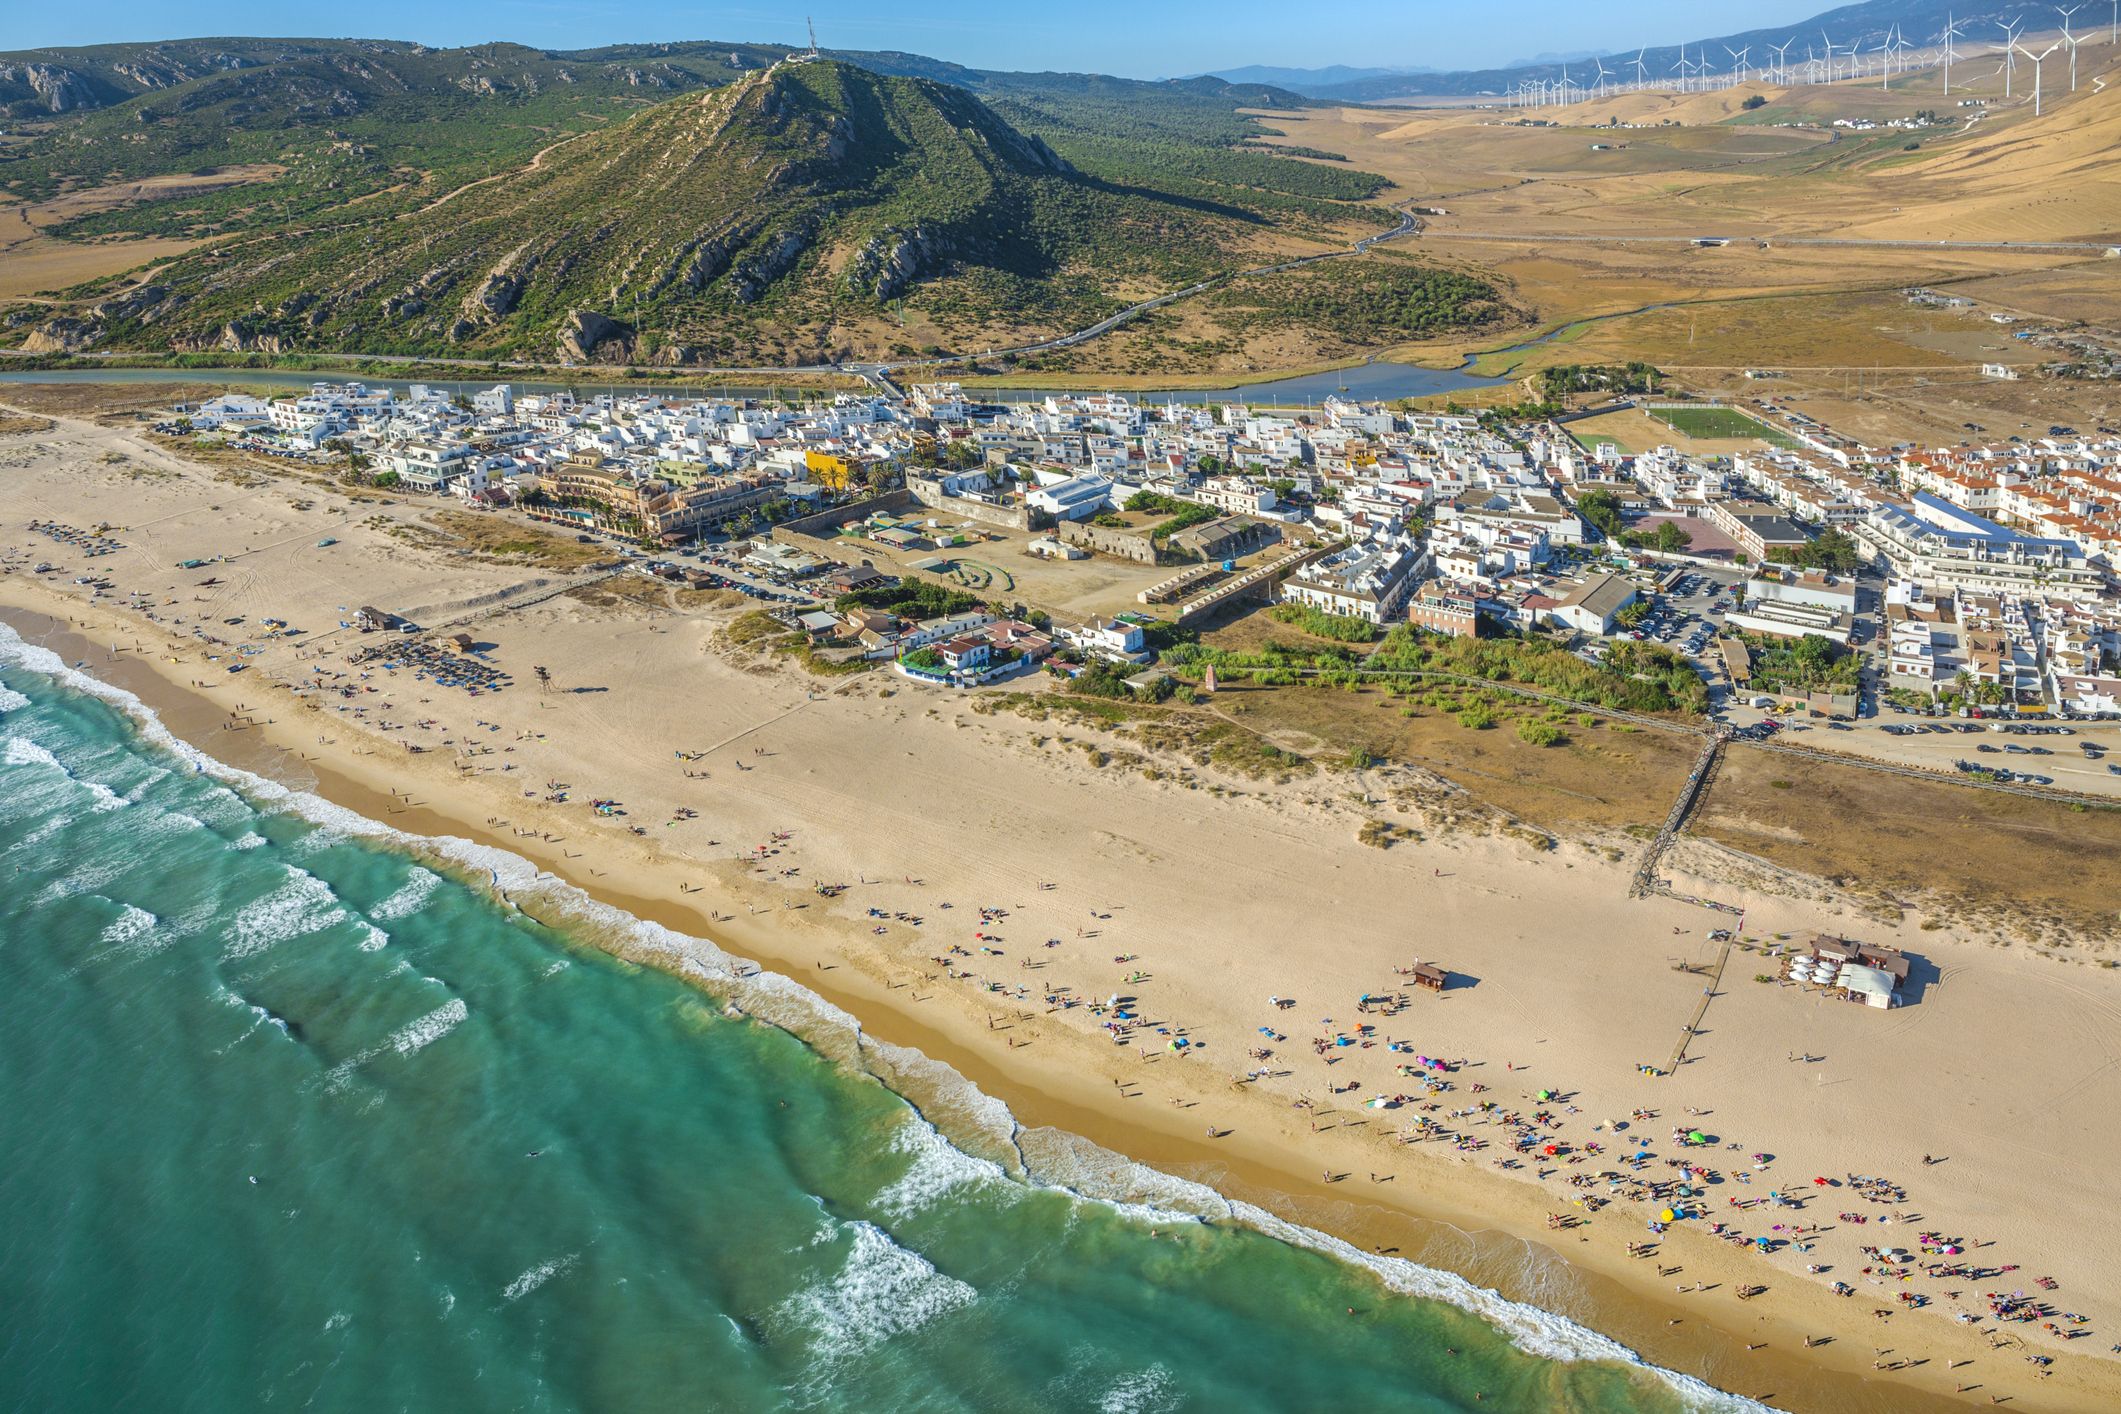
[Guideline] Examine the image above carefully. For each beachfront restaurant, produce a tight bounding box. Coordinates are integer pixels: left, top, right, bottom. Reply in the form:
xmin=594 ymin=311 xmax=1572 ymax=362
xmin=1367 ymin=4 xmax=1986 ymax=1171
xmin=1799 ymin=934 xmax=1910 ymax=1009
xmin=1837 ymin=964 xmax=1899 ymax=1010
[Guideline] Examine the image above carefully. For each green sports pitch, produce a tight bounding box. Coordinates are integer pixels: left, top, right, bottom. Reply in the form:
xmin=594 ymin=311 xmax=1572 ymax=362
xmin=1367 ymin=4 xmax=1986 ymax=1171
xmin=1646 ymin=405 xmax=1795 ymax=445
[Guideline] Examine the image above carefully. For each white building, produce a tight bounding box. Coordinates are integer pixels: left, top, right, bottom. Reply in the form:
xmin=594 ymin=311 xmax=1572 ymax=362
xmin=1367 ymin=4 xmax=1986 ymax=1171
xmin=1025 ymin=472 xmax=1114 ymax=522
xmin=1194 ymin=475 xmax=1279 ymax=516
xmin=1281 ymin=543 xmax=1424 ymax=624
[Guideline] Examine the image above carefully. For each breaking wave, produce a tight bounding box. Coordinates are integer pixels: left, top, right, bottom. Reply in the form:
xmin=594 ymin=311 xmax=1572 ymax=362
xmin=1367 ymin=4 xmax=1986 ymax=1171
xmin=776 ymin=1221 xmax=976 ymax=1362
xmin=502 ymin=1252 xmax=578 ymax=1302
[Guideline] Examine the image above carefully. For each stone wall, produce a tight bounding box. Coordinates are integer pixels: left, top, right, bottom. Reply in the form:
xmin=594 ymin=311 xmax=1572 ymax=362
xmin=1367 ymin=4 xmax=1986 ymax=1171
xmin=773 ymin=489 xmax=916 ymax=549
xmin=905 ymin=472 xmax=1040 ymax=532
xmin=1058 ymin=519 xmax=1164 ymax=564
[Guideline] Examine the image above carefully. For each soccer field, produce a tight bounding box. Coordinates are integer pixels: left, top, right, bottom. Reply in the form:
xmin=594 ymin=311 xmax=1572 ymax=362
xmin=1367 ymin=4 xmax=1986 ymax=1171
xmin=1648 ymin=405 xmax=1794 ymax=445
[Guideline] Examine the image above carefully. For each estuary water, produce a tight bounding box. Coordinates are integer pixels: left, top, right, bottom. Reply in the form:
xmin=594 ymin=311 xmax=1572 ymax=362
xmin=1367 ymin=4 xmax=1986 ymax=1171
xmin=0 ymin=358 xmax=1507 ymax=407
xmin=0 ymin=622 xmax=1753 ymax=1413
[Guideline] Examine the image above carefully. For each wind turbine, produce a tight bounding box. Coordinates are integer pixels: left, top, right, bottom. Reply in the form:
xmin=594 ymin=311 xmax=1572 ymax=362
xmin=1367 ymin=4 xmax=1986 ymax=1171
xmin=2057 ymin=5 xmax=2081 ymax=92
xmin=2016 ymin=41 xmax=2059 ymax=115
xmin=1630 ymin=47 xmax=1649 ymax=90
xmin=1726 ymin=45 xmax=1751 ymax=83
xmin=1770 ymin=38 xmax=1796 ymax=86
xmin=1820 ymin=31 xmax=1837 ymax=83
xmin=1940 ymin=15 xmax=1963 ymax=97
xmin=1593 ymin=57 xmax=1612 ymax=100
xmin=1876 ymin=28 xmax=1895 ymax=89
xmin=1997 ymin=19 xmax=2023 ymax=98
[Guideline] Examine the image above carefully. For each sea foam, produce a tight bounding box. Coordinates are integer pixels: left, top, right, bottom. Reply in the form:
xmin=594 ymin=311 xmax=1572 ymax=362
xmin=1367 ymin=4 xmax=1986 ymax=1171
xmin=98 ymin=903 xmax=160 ymax=951
xmin=4 ymin=735 xmax=122 ymax=809
xmin=370 ymin=868 xmax=440 ymax=921
xmin=873 ymin=1115 xmax=1010 ymax=1222
xmin=778 ymin=1221 xmax=975 ymax=1362
xmin=1098 ymin=1366 xmax=1177 ymax=1414
xmin=225 ymin=866 xmax=345 ymax=960
xmin=502 ymin=1252 xmax=578 ymax=1302
xmin=390 ymin=999 xmax=469 ymax=1056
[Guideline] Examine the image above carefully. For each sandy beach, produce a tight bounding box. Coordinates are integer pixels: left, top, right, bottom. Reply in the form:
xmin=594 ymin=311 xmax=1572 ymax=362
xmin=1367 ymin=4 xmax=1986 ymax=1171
xmin=5 ymin=400 xmax=2119 ymax=1411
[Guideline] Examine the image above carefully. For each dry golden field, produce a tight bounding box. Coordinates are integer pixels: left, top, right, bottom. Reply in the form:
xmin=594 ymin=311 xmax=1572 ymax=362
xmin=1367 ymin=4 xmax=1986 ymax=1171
xmin=1696 ymin=744 xmax=2121 ymax=938
xmin=0 ymin=166 xmax=286 ymax=301
xmin=1227 ymin=44 xmax=2121 ymax=384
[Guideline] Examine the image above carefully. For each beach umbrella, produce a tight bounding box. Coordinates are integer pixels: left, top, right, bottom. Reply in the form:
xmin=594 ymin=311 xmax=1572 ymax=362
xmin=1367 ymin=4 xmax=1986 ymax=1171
xmin=1538 ymin=1089 xmax=1553 ymax=1101
xmin=1542 ymin=1143 xmax=1560 ymax=1156
xmin=1660 ymin=1208 xmax=1677 ymax=1223
xmin=1688 ymin=1130 xmax=1706 ymax=1144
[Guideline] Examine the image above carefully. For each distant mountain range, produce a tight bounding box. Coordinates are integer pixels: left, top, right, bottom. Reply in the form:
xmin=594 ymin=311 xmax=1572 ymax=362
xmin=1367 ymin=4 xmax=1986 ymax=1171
xmin=1225 ymin=0 xmax=2065 ymax=100
xmin=1198 ymin=64 xmax=1433 ymax=89
xmin=0 ymin=36 xmax=1304 ymax=121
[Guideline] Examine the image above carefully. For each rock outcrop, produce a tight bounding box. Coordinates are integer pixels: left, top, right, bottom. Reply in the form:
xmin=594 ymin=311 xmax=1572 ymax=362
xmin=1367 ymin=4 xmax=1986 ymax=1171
xmin=847 ymin=223 xmax=954 ymax=301
xmin=556 ymin=309 xmax=633 ymax=363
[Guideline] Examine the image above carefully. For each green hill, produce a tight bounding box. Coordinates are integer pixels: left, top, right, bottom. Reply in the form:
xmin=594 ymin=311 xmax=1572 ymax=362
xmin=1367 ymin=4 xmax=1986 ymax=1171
xmin=30 ymin=60 xmax=1369 ymax=367
xmin=0 ymin=38 xmax=1356 ymax=249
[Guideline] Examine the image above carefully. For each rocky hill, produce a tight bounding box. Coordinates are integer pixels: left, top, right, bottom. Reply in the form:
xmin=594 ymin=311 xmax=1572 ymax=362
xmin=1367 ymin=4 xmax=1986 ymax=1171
xmin=31 ymin=60 xmax=1341 ymax=366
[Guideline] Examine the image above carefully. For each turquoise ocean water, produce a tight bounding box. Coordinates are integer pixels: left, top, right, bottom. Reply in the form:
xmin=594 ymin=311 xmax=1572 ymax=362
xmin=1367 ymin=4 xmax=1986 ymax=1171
xmin=0 ymin=624 xmax=1754 ymax=1413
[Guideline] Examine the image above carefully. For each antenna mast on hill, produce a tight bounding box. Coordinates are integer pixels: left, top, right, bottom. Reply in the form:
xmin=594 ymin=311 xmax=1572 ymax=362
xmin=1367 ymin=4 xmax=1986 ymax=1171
xmin=808 ymin=17 xmax=821 ymax=59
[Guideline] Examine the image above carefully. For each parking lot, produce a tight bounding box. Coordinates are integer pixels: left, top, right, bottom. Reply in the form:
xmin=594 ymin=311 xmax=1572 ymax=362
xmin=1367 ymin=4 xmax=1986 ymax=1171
xmin=1572 ymin=560 xmax=1750 ymax=689
xmin=652 ymin=544 xmax=824 ymax=607
xmin=1759 ymin=715 xmax=2121 ymax=796
xmin=1632 ymin=564 xmax=1748 ymax=662
xmin=557 ymin=526 xmax=830 ymax=609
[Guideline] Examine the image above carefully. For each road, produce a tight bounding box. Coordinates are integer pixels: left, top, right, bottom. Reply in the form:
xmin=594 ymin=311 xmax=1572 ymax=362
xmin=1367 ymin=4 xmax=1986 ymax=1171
xmin=1421 ymin=230 xmax=2116 ymax=254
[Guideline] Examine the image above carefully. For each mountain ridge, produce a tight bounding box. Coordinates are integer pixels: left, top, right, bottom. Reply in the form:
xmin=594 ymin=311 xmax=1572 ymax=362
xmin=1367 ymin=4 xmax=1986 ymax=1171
xmin=0 ymin=36 xmax=1307 ymax=120
xmin=21 ymin=59 xmax=1353 ymax=368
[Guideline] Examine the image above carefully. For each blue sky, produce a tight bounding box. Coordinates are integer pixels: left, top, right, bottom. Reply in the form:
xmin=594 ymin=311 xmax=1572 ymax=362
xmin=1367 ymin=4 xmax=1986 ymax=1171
xmin=3 ymin=2 xmax=1829 ymax=76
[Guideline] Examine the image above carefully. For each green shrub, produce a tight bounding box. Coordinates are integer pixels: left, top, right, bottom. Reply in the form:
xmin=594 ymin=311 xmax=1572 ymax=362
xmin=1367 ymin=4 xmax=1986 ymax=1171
xmin=1270 ymin=601 xmax=1378 ymax=643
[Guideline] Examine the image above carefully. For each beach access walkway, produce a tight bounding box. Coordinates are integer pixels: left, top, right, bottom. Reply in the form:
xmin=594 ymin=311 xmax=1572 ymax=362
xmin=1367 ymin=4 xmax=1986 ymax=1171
xmin=1630 ymin=729 xmax=1730 ymax=900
